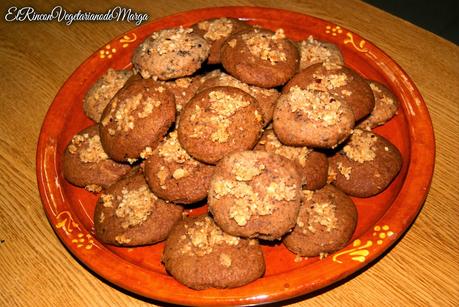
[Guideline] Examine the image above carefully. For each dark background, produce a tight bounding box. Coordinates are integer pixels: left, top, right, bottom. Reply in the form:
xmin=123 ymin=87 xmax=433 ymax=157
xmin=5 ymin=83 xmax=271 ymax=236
xmin=364 ymin=0 xmax=458 ymax=44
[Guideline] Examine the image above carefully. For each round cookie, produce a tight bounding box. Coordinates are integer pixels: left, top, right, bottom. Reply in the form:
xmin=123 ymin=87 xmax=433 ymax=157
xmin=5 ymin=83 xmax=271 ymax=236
xmin=144 ymin=131 xmax=214 ymax=204
xmin=161 ymin=76 xmax=202 ymax=113
xmin=255 ymin=129 xmax=328 ymax=190
xmin=208 ymin=151 xmax=302 ymax=240
xmin=357 ymin=80 xmax=399 ymax=129
xmin=94 ymin=170 xmax=183 ymax=246
xmin=221 ymin=28 xmax=299 ymax=88
xmin=132 ymin=27 xmax=210 ymax=80
xmin=298 ymin=35 xmax=344 ymax=70
xmin=99 ymin=78 xmax=176 ymax=163
xmin=178 ymin=86 xmax=263 ymax=164
xmin=163 ymin=215 xmax=265 ymax=290
xmin=83 ymin=69 xmax=133 ymax=122
xmin=63 ymin=125 xmax=131 ymax=192
xmin=328 ymin=129 xmax=402 ymax=197
xmin=192 ymin=17 xmax=251 ymax=64
xmin=283 ymin=62 xmax=374 ymax=121
xmin=283 ymin=185 xmax=357 ymax=257
xmin=273 ymin=86 xmax=355 ymax=148
xmin=199 ymin=71 xmax=280 ymax=126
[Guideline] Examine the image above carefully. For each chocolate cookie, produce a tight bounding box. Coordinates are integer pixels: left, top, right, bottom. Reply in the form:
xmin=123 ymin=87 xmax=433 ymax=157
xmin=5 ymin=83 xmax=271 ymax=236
xmin=192 ymin=17 xmax=251 ymax=64
xmin=358 ymin=80 xmax=399 ymax=129
xmin=144 ymin=131 xmax=214 ymax=204
xmin=94 ymin=171 xmax=183 ymax=246
xmin=162 ymin=215 xmax=265 ymax=290
xmin=284 ymin=62 xmax=374 ymax=121
xmin=199 ymin=71 xmax=280 ymax=126
xmin=298 ymin=36 xmax=344 ymax=70
xmin=63 ymin=125 xmax=131 ymax=192
xmin=283 ymin=185 xmax=357 ymax=257
xmin=132 ymin=27 xmax=210 ymax=80
xmin=178 ymin=86 xmax=263 ymax=164
xmin=273 ymin=86 xmax=355 ymax=148
xmin=208 ymin=151 xmax=302 ymax=240
xmin=83 ymin=69 xmax=133 ymax=122
xmin=255 ymin=129 xmax=328 ymax=190
xmin=221 ymin=28 xmax=299 ymax=88
xmin=328 ymin=129 xmax=402 ymax=197
xmin=99 ymin=78 xmax=176 ymax=163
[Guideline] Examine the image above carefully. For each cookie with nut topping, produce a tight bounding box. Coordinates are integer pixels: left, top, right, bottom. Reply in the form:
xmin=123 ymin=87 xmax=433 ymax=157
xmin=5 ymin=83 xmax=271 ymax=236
xmin=255 ymin=129 xmax=328 ymax=190
xmin=144 ymin=131 xmax=214 ymax=204
xmin=162 ymin=215 xmax=265 ymax=290
xmin=132 ymin=27 xmax=210 ymax=80
xmin=199 ymin=71 xmax=280 ymax=127
xmin=99 ymin=78 xmax=176 ymax=163
xmin=221 ymin=28 xmax=299 ymax=88
xmin=283 ymin=185 xmax=357 ymax=257
xmin=178 ymin=86 xmax=263 ymax=164
xmin=63 ymin=125 xmax=131 ymax=192
xmin=94 ymin=170 xmax=183 ymax=246
xmin=298 ymin=35 xmax=344 ymax=70
xmin=357 ymin=80 xmax=399 ymax=129
xmin=83 ymin=68 xmax=133 ymax=122
xmin=192 ymin=17 xmax=251 ymax=64
xmin=284 ymin=62 xmax=374 ymax=121
xmin=208 ymin=151 xmax=302 ymax=240
xmin=328 ymin=129 xmax=402 ymax=197
xmin=273 ymin=86 xmax=355 ymax=148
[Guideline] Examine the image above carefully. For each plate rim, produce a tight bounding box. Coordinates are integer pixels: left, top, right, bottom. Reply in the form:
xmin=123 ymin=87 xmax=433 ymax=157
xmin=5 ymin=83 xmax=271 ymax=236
xmin=36 ymin=6 xmax=435 ymax=306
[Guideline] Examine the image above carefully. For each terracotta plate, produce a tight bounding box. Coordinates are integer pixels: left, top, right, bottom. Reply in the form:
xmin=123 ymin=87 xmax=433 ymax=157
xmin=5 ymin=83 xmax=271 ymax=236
xmin=36 ymin=6 xmax=435 ymax=306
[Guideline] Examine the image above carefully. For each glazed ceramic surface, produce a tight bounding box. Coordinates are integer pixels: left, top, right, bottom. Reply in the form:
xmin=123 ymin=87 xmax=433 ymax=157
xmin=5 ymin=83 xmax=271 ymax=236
xmin=36 ymin=7 xmax=435 ymax=306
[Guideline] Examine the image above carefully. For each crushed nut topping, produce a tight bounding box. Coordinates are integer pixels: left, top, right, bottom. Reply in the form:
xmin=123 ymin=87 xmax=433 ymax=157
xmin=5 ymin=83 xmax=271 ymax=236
xmin=369 ymin=82 xmax=382 ymax=94
xmin=303 ymin=190 xmax=314 ymax=201
xmin=300 ymin=36 xmax=332 ymax=63
xmin=180 ymin=217 xmax=240 ymax=256
xmin=242 ymin=30 xmax=287 ymax=64
xmin=157 ymin=165 xmax=169 ymax=189
xmin=115 ymin=186 xmax=157 ymax=229
xmin=288 ymin=86 xmax=344 ymax=126
xmin=172 ymin=168 xmax=189 ymax=180
xmin=101 ymin=194 xmax=114 ymax=208
xmin=343 ymin=129 xmax=377 ymax=163
xmin=308 ymin=73 xmax=348 ymax=91
xmin=306 ymin=201 xmax=338 ymax=233
xmin=69 ymin=133 xmax=109 ymax=163
xmin=85 ymin=184 xmax=102 ymax=193
xmin=200 ymin=18 xmax=234 ymax=41
xmin=219 ymin=253 xmax=232 ymax=267
xmin=149 ymin=27 xmax=195 ymax=55
xmin=337 ymin=162 xmax=352 ymax=180
xmin=174 ymin=77 xmax=192 ymax=88
xmin=212 ymin=177 xmax=298 ymax=226
xmin=115 ymin=234 xmax=132 ymax=244
xmin=190 ymin=90 xmax=251 ymax=143
xmin=327 ymin=167 xmax=337 ymax=183
xmin=228 ymin=39 xmax=237 ymax=48
xmin=209 ymin=90 xmax=251 ymax=117
xmin=263 ymin=131 xmax=311 ymax=166
xmin=232 ymin=158 xmax=265 ymax=181
xmin=140 ymin=146 xmax=153 ymax=159
xmin=158 ymin=131 xmax=198 ymax=167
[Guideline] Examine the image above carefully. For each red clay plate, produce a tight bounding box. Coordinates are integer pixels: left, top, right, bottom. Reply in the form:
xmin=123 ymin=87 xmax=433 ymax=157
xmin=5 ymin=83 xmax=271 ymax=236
xmin=36 ymin=6 xmax=435 ymax=306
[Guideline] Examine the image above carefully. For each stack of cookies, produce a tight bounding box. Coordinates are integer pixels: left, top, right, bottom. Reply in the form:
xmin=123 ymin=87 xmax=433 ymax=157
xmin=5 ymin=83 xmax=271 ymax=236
xmin=63 ymin=18 xmax=402 ymax=290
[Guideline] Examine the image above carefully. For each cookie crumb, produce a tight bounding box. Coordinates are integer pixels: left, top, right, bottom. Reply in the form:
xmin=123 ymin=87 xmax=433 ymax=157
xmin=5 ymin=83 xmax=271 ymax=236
xmin=101 ymin=194 xmax=114 ymax=208
xmin=85 ymin=184 xmax=102 ymax=193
